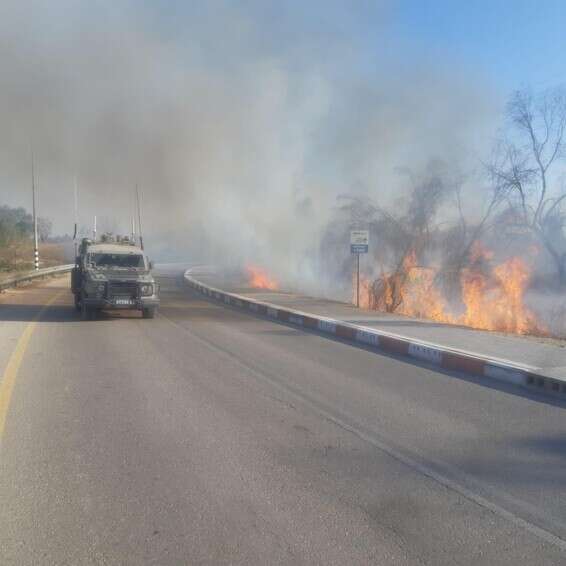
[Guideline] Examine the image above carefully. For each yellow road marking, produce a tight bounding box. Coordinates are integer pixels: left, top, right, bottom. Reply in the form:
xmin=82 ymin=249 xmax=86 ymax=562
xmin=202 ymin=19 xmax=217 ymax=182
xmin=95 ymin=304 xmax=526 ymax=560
xmin=0 ymin=291 xmax=63 ymax=440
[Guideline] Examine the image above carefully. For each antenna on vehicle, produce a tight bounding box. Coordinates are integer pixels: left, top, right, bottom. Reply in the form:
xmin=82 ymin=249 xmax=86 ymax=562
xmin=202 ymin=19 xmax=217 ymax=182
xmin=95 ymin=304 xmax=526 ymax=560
xmin=135 ymin=184 xmax=144 ymax=251
xmin=73 ymin=177 xmax=79 ymax=240
xmin=73 ymin=177 xmax=79 ymax=257
xmin=131 ymin=216 xmax=136 ymax=244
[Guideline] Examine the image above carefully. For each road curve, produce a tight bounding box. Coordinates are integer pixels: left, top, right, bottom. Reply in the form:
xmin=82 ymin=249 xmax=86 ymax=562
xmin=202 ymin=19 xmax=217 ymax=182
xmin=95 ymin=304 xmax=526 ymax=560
xmin=0 ymin=268 xmax=565 ymax=565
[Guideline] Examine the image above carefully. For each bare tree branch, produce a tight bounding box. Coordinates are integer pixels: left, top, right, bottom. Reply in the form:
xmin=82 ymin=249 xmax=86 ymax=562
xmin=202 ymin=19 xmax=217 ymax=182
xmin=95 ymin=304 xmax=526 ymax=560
xmin=489 ymin=86 xmax=566 ymax=283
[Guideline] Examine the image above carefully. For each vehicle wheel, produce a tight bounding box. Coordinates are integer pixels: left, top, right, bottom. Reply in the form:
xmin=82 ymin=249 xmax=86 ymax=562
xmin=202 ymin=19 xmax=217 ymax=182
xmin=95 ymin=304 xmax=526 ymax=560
xmin=81 ymin=299 xmax=94 ymax=320
xmin=142 ymin=307 xmax=155 ymax=319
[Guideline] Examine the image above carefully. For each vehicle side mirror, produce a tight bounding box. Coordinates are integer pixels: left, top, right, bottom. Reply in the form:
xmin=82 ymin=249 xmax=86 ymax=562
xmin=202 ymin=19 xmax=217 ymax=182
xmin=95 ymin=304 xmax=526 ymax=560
xmin=149 ymin=261 xmax=154 ymax=270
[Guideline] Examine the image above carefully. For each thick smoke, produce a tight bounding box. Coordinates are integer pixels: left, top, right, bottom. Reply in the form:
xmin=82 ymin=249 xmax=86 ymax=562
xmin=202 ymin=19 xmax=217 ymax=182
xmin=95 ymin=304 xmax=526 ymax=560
xmin=0 ymin=0 xmax=500 ymax=291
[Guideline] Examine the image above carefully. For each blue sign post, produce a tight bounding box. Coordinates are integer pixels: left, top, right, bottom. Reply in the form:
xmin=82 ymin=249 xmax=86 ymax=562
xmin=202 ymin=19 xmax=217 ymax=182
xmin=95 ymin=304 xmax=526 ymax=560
xmin=350 ymin=230 xmax=369 ymax=307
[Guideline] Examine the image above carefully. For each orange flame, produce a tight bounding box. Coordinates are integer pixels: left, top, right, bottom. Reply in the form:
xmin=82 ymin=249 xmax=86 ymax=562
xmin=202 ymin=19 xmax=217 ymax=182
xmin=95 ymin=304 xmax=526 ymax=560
xmin=246 ymin=264 xmax=279 ymax=290
xmin=460 ymin=242 xmax=543 ymax=334
xmin=356 ymin=243 xmax=546 ymax=336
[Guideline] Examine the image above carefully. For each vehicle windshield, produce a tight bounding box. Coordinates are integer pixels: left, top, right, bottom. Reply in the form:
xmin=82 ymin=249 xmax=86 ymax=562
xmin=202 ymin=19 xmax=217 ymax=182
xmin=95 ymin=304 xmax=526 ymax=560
xmin=89 ymin=253 xmax=145 ymax=270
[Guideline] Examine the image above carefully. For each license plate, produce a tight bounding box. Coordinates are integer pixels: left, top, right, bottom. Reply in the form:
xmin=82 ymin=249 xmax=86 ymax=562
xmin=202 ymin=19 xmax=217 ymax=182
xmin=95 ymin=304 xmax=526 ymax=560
xmin=114 ymin=298 xmax=134 ymax=306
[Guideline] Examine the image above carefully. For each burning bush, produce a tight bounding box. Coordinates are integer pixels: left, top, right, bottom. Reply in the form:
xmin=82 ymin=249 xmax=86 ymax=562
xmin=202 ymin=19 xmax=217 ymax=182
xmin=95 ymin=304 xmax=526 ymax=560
xmin=359 ymin=242 xmax=547 ymax=336
xmin=245 ymin=264 xmax=279 ymax=290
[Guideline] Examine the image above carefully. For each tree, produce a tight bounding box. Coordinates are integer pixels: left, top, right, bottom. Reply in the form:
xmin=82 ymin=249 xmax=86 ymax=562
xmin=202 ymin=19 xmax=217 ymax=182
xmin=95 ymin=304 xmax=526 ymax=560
xmin=37 ymin=217 xmax=53 ymax=242
xmin=487 ymin=87 xmax=566 ymax=283
xmin=439 ymin=172 xmax=505 ymax=292
xmin=0 ymin=205 xmax=33 ymax=246
xmin=338 ymin=162 xmax=457 ymax=312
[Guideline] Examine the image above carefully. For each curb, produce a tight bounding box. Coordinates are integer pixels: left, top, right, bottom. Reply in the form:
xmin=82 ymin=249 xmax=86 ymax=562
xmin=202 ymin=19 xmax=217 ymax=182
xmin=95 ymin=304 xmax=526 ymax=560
xmin=184 ymin=271 xmax=566 ymax=399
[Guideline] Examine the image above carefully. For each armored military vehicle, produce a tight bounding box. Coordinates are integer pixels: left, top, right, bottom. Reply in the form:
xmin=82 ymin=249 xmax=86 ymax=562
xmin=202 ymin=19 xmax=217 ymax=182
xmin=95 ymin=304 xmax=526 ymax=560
xmin=71 ymin=236 xmax=160 ymax=320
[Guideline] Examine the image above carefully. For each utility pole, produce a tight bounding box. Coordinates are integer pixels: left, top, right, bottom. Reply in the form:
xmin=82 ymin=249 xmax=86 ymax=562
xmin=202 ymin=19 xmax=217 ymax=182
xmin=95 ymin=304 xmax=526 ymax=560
xmin=31 ymin=150 xmax=39 ymax=271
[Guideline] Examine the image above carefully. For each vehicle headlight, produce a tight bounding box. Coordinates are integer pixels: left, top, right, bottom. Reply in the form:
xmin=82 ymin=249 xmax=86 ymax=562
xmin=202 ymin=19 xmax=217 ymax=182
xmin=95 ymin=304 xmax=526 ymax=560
xmin=140 ymin=283 xmax=153 ymax=296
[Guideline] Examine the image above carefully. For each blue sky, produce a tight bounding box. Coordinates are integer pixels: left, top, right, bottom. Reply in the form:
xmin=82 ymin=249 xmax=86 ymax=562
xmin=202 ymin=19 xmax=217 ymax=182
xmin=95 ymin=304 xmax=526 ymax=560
xmin=387 ymin=0 xmax=566 ymax=94
xmin=134 ymin=0 xmax=564 ymax=96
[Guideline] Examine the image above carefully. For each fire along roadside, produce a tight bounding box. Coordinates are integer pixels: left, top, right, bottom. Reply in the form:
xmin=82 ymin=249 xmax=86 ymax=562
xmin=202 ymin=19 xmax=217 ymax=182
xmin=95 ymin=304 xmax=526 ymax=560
xmin=184 ymin=270 xmax=566 ymax=399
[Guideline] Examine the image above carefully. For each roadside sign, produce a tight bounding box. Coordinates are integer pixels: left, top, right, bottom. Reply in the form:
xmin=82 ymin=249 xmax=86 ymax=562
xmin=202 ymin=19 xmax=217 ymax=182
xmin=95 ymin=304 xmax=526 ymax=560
xmin=350 ymin=230 xmax=369 ymax=308
xmin=350 ymin=230 xmax=369 ymax=254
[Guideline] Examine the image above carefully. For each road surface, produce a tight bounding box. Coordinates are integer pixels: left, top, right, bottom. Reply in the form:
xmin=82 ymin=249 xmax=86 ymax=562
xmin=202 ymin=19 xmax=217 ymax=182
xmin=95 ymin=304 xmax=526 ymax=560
xmin=1 ymin=268 xmax=565 ymax=565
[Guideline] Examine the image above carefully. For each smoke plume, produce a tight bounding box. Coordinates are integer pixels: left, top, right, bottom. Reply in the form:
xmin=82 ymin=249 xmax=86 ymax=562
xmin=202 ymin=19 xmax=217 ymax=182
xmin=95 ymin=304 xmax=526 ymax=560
xmin=0 ymin=0 xmax=500 ymax=290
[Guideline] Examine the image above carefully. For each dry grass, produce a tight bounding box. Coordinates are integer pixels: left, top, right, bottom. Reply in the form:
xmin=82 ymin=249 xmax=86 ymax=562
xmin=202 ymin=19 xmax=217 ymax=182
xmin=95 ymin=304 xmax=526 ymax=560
xmin=0 ymin=242 xmax=68 ymax=280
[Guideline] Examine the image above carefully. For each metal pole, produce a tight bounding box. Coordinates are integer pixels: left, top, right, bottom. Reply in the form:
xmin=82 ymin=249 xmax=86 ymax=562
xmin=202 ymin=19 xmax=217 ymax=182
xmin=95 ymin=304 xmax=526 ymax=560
xmin=136 ymin=184 xmax=144 ymax=251
xmin=31 ymin=151 xmax=39 ymax=271
xmin=74 ymin=177 xmax=79 ymax=258
xmin=73 ymin=176 xmax=78 ymax=240
xmin=356 ymin=253 xmax=360 ymax=308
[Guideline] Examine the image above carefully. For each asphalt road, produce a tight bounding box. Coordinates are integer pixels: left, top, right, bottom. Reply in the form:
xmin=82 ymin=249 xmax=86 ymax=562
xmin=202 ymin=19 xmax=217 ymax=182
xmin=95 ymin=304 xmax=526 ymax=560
xmin=1 ymin=268 xmax=565 ymax=565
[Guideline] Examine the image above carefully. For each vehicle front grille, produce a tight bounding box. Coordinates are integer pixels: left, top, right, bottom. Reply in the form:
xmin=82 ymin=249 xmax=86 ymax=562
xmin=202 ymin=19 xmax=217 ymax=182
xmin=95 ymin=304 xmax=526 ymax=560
xmin=108 ymin=281 xmax=138 ymax=299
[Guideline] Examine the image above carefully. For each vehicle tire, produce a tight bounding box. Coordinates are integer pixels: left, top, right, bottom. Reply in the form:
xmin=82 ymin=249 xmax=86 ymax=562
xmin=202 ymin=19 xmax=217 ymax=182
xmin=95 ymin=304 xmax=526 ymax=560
xmin=81 ymin=298 xmax=95 ymax=320
xmin=142 ymin=307 xmax=155 ymax=319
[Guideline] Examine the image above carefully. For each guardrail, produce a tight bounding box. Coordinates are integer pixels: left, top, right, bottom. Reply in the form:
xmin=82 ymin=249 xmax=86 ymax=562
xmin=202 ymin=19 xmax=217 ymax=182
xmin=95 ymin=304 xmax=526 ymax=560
xmin=0 ymin=264 xmax=74 ymax=292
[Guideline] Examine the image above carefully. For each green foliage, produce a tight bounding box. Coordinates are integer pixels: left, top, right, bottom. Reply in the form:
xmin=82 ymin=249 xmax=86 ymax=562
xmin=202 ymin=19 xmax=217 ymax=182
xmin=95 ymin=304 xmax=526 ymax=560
xmin=0 ymin=205 xmax=33 ymax=246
